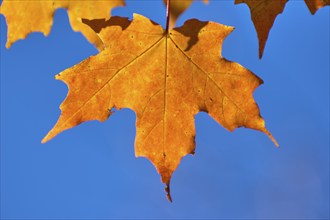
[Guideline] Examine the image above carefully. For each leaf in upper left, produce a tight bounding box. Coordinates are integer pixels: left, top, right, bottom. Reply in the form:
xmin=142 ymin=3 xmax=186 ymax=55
xmin=0 ymin=0 xmax=125 ymax=49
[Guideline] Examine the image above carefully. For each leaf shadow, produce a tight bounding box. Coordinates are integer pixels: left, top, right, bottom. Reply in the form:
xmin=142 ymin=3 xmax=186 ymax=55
xmin=82 ymin=16 xmax=131 ymax=33
xmin=172 ymin=19 xmax=208 ymax=51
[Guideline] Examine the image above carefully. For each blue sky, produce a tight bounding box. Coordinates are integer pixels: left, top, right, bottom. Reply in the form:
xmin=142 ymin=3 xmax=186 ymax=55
xmin=1 ymin=0 xmax=329 ymax=219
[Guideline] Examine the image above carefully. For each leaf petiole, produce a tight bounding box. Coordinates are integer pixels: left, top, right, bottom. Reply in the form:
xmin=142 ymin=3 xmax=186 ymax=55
xmin=165 ymin=0 xmax=171 ymax=33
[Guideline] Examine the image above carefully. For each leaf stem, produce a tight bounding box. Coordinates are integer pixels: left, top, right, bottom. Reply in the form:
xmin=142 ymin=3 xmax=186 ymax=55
xmin=165 ymin=0 xmax=171 ymax=33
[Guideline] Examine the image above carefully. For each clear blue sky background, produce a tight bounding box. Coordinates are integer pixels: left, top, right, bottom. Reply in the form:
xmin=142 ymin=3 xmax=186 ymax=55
xmin=1 ymin=0 xmax=329 ymax=219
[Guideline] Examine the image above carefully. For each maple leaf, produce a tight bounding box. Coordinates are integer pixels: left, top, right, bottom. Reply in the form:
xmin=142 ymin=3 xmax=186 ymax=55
xmin=164 ymin=0 xmax=209 ymax=29
xmin=0 ymin=0 xmax=124 ymax=49
xmin=42 ymin=14 xmax=277 ymax=201
xmin=235 ymin=0 xmax=329 ymax=58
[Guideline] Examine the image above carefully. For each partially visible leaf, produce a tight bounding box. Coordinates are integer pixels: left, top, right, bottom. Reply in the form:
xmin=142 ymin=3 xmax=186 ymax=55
xmin=42 ymin=14 xmax=277 ymax=201
xmin=305 ymin=0 xmax=330 ymax=14
xmin=164 ymin=0 xmax=209 ymax=29
xmin=0 ymin=0 xmax=124 ymax=49
xmin=235 ymin=0 xmax=329 ymax=58
xmin=235 ymin=0 xmax=288 ymax=58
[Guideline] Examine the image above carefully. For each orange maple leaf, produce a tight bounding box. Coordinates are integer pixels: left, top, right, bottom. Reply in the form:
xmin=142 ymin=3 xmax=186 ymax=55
xmin=0 ymin=0 xmax=124 ymax=49
xmin=42 ymin=14 xmax=277 ymax=201
xmin=235 ymin=0 xmax=329 ymax=58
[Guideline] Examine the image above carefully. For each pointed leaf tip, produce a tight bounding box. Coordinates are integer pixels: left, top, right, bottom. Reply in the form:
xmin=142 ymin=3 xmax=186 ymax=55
xmin=165 ymin=184 xmax=173 ymax=202
xmin=264 ymin=128 xmax=279 ymax=147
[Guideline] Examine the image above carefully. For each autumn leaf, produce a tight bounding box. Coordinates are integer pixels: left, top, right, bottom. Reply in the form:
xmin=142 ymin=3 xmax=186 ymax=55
xmin=235 ymin=0 xmax=288 ymax=58
xmin=164 ymin=0 xmax=209 ymax=29
xmin=236 ymin=0 xmax=329 ymax=58
xmin=42 ymin=14 xmax=277 ymax=201
xmin=0 ymin=0 xmax=124 ymax=49
xmin=305 ymin=0 xmax=330 ymax=14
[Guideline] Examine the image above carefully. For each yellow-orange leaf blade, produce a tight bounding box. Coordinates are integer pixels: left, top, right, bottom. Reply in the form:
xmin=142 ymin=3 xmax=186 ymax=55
xmin=42 ymin=14 xmax=276 ymax=200
xmin=0 ymin=0 xmax=124 ymax=49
